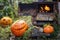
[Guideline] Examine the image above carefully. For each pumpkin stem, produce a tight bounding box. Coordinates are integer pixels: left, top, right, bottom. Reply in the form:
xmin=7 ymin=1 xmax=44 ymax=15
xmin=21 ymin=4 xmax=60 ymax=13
xmin=43 ymin=23 xmax=51 ymax=27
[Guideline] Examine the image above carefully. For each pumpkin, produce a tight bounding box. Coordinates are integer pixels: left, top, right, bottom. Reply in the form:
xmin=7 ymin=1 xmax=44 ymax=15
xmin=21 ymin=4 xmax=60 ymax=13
xmin=11 ymin=20 xmax=29 ymax=37
xmin=0 ymin=17 xmax=13 ymax=26
xmin=43 ymin=24 xmax=54 ymax=34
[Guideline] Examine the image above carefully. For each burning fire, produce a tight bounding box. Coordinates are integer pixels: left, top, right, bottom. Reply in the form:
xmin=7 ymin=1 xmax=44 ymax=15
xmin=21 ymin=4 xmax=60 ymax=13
xmin=41 ymin=7 xmax=43 ymax=11
xmin=45 ymin=5 xmax=50 ymax=11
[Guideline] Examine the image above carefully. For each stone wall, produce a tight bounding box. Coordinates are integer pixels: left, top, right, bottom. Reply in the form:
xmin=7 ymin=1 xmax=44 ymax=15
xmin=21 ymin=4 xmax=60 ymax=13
xmin=58 ymin=2 xmax=60 ymax=24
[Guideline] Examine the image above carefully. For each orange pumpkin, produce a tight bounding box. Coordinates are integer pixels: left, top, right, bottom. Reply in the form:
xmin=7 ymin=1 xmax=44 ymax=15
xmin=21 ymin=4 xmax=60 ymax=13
xmin=43 ymin=25 xmax=54 ymax=34
xmin=0 ymin=17 xmax=13 ymax=26
xmin=11 ymin=20 xmax=28 ymax=37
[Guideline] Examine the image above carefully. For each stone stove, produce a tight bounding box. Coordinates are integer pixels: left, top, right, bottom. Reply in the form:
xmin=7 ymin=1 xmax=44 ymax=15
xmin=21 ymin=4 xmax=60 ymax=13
xmin=31 ymin=2 xmax=58 ymax=26
xmin=18 ymin=2 xmax=58 ymax=38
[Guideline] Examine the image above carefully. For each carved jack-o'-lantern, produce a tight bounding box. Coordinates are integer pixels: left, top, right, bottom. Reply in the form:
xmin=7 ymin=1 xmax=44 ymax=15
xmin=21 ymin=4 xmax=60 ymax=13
xmin=11 ymin=20 xmax=29 ymax=37
xmin=0 ymin=17 xmax=13 ymax=26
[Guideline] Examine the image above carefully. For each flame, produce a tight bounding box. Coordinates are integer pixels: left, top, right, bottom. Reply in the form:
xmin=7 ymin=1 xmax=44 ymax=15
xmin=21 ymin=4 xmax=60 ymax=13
xmin=41 ymin=7 xmax=43 ymax=10
xmin=45 ymin=5 xmax=50 ymax=11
